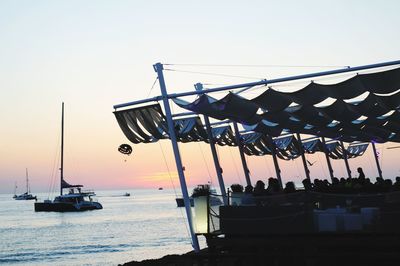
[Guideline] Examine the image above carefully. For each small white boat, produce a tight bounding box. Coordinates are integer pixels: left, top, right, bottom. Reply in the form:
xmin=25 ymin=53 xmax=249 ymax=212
xmin=13 ymin=169 xmax=36 ymax=200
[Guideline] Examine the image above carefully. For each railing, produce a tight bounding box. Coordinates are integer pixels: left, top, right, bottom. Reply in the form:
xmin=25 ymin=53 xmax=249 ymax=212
xmin=193 ymin=190 xmax=400 ymax=236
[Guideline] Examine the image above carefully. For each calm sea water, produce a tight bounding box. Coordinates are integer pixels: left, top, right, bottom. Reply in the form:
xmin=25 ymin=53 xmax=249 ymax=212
xmin=0 ymin=189 xmax=204 ymax=266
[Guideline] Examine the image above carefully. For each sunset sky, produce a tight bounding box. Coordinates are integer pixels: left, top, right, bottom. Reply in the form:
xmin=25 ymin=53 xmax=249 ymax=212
xmin=1 ymin=0 xmax=400 ymax=194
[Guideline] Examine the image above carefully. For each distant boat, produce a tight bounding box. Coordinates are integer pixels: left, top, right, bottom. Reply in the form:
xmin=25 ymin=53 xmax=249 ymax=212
xmin=13 ymin=169 xmax=37 ymax=200
xmin=123 ymin=192 xmax=130 ymax=197
xmin=158 ymin=187 xmax=163 ymax=190
xmin=34 ymin=103 xmax=102 ymax=212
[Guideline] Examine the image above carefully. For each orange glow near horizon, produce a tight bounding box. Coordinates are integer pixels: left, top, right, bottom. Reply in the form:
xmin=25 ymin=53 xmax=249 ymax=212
xmin=2 ymin=136 xmax=400 ymax=194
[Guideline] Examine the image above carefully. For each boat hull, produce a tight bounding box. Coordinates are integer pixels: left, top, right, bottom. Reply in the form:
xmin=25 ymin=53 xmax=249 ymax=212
xmin=34 ymin=202 xmax=102 ymax=212
xmin=14 ymin=195 xmax=37 ymax=200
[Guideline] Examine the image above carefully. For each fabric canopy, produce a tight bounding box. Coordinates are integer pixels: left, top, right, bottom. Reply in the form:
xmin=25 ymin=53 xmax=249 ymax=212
xmin=114 ymin=104 xmax=371 ymax=160
xmin=174 ymin=67 xmax=400 ymax=143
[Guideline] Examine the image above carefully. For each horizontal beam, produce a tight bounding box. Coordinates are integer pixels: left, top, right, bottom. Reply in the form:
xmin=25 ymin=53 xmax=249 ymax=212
xmin=113 ymin=96 xmax=161 ymax=110
xmin=167 ymin=59 xmax=400 ymax=99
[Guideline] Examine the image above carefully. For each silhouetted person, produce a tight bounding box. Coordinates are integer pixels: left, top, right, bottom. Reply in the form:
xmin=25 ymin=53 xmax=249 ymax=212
xmin=284 ymin=181 xmax=296 ymax=193
xmin=394 ymin=177 xmax=400 ymax=191
xmin=244 ymin=185 xmax=253 ymax=194
xmin=302 ymin=178 xmax=312 ymax=191
xmin=357 ymin=167 xmax=365 ymax=180
xmin=266 ymin=177 xmax=281 ymax=194
xmin=253 ymin=180 xmax=265 ymax=196
xmin=253 ymin=180 xmax=265 ymax=206
xmin=330 ymin=177 xmax=340 ymax=193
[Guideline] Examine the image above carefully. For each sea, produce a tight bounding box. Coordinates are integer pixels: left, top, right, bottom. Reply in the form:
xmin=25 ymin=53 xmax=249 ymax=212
xmin=0 ymin=189 xmax=205 ymax=266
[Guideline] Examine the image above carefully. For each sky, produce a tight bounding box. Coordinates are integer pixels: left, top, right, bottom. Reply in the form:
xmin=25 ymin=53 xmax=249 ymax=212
xmin=1 ymin=0 xmax=400 ymax=194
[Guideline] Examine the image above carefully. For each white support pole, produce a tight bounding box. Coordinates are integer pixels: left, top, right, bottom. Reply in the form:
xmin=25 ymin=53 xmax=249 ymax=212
xmin=153 ymin=63 xmax=200 ymax=252
xmin=321 ymin=137 xmax=334 ymax=181
xmin=340 ymin=141 xmax=352 ymax=178
xmin=194 ymin=83 xmax=227 ymax=204
xmin=233 ymin=122 xmax=252 ymax=186
xmin=371 ymin=142 xmax=383 ymax=179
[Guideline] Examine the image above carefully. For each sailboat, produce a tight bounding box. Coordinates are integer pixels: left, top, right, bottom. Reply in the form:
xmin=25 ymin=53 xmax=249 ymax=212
xmin=34 ymin=103 xmax=102 ymax=212
xmin=13 ymin=169 xmax=37 ymax=200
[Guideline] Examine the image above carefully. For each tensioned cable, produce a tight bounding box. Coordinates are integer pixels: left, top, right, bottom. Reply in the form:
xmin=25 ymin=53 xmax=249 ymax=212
xmin=157 ymin=142 xmax=177 ymax=196
xmin=228 ymin=148 xmax=243 ymax=184
xmin=146 ymin=77 xmax=159 ymax=98
xmin=164 ymin=63 xmax=350 ymax=68
xmin=338 ymin=156 xmax=346 ymax=178
xmin=197 ymin=142 xmax=213 ymax=184
xmin=379 ymin=144 xmax=384 ymax=174
xmin=51 ymin=153 xmax=60 ymax=197
xmin=48 ymin=131 xmax=61 ymax=198
xmin=366 ymin=146 xmax=375 ymax=178
xmin=317 ymin=153 xmax=328 ymax=180
xmin=157 ymin=141 xmax=191 ymax=242
xmin=164 ymin=68 xmax=265 ymax=80
xmin=293 ymin=157 xmax=303 ymax=181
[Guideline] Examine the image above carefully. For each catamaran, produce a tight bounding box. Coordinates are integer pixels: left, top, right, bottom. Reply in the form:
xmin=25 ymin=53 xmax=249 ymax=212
xmin=13 ymin=168 xmax=37 ymax=200
xmin=34 ymin=103 xmax=102 ymax=212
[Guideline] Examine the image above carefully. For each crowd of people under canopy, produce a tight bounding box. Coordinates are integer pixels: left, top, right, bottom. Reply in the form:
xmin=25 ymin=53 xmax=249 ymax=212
xmin=233 ymin=168 xmax=400 ymax=196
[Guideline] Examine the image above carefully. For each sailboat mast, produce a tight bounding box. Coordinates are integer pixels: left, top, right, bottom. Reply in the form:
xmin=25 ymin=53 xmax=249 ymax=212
xmin=26 ymin=168 xmax=29 ymax=193
xmin=61 ymin=102 xmax=64 ymax=196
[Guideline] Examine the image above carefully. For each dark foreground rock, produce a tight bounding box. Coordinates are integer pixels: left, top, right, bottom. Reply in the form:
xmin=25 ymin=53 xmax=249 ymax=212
xmin=120 ymin=234 xmax=400 ymax=266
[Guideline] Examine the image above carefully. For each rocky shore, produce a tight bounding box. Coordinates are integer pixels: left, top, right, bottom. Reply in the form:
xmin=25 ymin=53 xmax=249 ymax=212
xmin=120 ymin=234 xmax=400 ymax=266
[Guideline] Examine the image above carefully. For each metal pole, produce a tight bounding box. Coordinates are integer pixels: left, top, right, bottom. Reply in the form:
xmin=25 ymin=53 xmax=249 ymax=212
xmin=268 ymin=136 xmax=283 ymax=189
xmin=153 ymin=63 xmax=200 ymax=252
xmin=233 ymin=122 xmax=252 ymax=186
xmin=26 ymin=168 xmax=29 ymax=194
xmin=114 ymin=60 xmax=400 ymax=109
xmin=61 ymin=102 xmax=64 ymax=196
xmin=296 ymin=133 xmax=311 ymax=180
xmin=340 ymin=141 xmax=352 ymax=178
xmin=321 ymin=137 xmax=334 ymax=181
xmin=371 ymin=142 xmax=383 ymax=179
xmin=194 ymin=83 xmax=227 ymax=204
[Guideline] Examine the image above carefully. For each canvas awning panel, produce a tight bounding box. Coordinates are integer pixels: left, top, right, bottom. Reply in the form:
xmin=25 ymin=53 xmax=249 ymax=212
xmin=241 ymin=134 xmax=302 ymax=159
xmin=325 ymin=141 xmax=345 ymax=159
xmin=174 ymin=94 xmax=262 ymax=125
xmin=114 ymin=104 xmax=168 ymax=143
xmin=274 ymin=135 xmax=301 ymax=160
xmin=173 ymin=117 xmax=208 ymax=143
xmin=302 ymin=139 xmax=323 ymax=154
xmin=241 ymin=132 xmax=271 ymax=156
xmin=346 ymin=143 xmax=369 ymax=158
xmin=115 ymin=104 xmax=216 ymax=143
xmin=208 ymin=126 xmax=237 ymax=146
